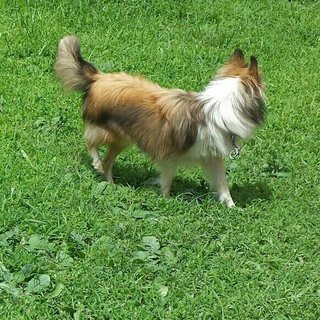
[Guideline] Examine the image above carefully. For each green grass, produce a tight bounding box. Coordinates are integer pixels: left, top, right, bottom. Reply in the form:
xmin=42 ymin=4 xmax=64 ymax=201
xmin=1 ymin=0 xmax=320 ymax=319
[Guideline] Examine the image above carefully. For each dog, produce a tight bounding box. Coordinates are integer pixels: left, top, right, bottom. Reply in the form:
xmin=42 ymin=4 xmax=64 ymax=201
xmin=55 ymin=35 xmax=265 ymax=207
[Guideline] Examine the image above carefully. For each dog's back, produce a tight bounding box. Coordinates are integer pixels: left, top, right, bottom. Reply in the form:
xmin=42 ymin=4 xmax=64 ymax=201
xmin=55 ymin=36 xmax=202 ymax=160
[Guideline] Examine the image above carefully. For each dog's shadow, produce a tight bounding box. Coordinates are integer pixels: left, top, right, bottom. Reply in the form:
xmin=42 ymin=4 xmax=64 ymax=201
xmin=170 ymin=178 xmax=272 ymax=207
xmin=230 ymin=182 xmax=272 ymax=206
xmin=81 ymin=153 xmax=272 ymax=207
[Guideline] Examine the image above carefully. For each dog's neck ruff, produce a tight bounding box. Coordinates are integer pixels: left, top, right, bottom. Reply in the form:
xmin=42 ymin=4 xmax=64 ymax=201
xmin=199 ymin=77 xmax=257 ymax=138
xmin=196 ymin=76 xmax=259 ymax=157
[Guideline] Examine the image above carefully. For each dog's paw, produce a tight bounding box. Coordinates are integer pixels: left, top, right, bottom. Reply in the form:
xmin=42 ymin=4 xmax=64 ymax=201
xmin=92 ymin=159 xmax=104 ymax=174
xmin=219 ymin=195 xmax=235 ymax=208
xmin=226 ymin=201 xmax=236 ymax=208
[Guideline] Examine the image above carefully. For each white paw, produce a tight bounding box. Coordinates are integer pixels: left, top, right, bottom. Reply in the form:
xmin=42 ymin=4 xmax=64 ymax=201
xmin=225 ymin=200 xmax=236 ymax=208
xmin=219 ymin=195 xmax=235 ymax=208
xmin=92 ymin=159 xmax=104 ymax=174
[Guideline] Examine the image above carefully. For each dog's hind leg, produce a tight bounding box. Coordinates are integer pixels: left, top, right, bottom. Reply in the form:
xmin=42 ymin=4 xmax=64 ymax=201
xmin=102 ymin=144 xmax=125 ymax=183
xmin=157 ymin=159 xmax=178 ymax=197
xmin=84 ymin=125 xmax=106 ymax=174
xmin=87 ymin=145 xmax=104 ymax=174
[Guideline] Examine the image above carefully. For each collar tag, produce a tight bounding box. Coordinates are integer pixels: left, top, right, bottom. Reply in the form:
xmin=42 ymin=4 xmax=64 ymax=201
xmin=229 ymin=146 xmax=241 ymax=159
xmin=229 ymin=134 xmax=241 ymax=159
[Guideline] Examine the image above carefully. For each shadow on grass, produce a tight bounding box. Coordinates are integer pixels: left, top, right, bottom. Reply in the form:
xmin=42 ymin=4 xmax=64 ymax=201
xmin=81 ymin=152 xmax=157 ymax=185
xmin=81 ymin=153 xmax=272 ymax=206
xmin=170 ymin=179 xmax=272 ymax=207
xmin=231 ymin=182 xmax=272 ymax=207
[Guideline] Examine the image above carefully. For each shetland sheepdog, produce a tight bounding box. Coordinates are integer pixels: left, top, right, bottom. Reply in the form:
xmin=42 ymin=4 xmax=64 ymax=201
xmin=55 ymin=35 xmax=265 ymax=207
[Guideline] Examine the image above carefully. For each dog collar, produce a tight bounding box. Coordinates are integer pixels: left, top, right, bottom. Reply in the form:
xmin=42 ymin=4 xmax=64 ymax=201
xmin=229 ymin=134 xmax=241 ymax=159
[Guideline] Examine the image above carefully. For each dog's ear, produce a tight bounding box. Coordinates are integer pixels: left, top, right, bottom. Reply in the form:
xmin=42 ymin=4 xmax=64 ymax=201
xmin=249 ymin=56 xmax=258 ymax=77
xmin=229 ymin=48 xmax=245 ymax=67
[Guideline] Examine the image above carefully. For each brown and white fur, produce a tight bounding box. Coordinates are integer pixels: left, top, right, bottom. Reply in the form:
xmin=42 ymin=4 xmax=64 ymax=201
xmin=55 ymin=35 xmax=265 ymax=207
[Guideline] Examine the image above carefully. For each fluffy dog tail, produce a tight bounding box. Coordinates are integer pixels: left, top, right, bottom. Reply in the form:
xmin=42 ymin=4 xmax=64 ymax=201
xmin=55 ymin=35 xmax=98 ymax=92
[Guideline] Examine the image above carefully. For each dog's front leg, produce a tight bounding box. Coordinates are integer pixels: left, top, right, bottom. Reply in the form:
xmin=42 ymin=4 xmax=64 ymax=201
xmin=201 ymin=157 xmax=235 ymax=208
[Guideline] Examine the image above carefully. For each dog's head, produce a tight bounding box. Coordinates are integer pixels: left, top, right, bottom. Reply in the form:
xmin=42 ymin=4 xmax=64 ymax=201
xmin=218 ymin=49 xmax=264 ymax=91
xmin=215 ymin=49 xmax=266 ymax=127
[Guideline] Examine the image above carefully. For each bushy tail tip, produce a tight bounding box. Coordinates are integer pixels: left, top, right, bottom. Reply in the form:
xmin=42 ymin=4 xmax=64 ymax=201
xmin=55 ymin=35 xmax=98 ymax=92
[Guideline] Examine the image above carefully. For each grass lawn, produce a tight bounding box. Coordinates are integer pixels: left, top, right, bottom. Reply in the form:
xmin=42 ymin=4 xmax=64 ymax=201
xmin=1 ymin=0 xmax=319 ymax=319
